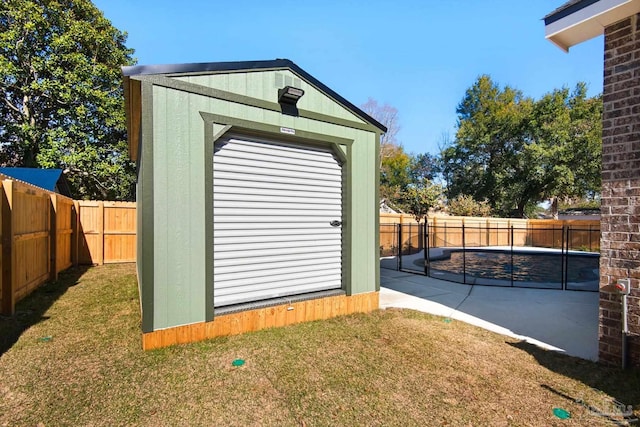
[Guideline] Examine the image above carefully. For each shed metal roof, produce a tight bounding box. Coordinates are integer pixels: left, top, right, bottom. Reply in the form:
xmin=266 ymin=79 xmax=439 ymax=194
xmin=122 ymin=58 xmax=387 ymax=134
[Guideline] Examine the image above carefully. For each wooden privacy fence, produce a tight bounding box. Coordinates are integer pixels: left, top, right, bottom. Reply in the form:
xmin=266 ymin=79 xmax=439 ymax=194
xmin=380 ymin=213 xmax=601 ymax=254
xmin=0 ymin=176 xmax=136 ymax=315
xmin=0 ymin=179 xmax=74 ymax=315
xmin=76 ymin=201 xmax=136 ymax=265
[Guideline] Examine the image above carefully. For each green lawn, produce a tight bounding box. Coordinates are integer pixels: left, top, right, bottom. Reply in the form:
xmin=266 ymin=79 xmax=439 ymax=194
xmin=1 ymin=264 xmax=638 ymax=426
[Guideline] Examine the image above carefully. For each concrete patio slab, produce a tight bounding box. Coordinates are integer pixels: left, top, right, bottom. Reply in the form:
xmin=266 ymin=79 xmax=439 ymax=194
xmin=379 ymin=268 xmax=599 ymax=361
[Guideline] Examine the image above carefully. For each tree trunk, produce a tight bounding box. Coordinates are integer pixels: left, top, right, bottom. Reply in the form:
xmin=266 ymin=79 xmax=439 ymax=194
xmin=550 ymin=197 xmax=559 ymax=220
xmin=22 ymin=95 xmax=39 ymax=167
xmin=23 ymin=147 xmax=38 ymax=167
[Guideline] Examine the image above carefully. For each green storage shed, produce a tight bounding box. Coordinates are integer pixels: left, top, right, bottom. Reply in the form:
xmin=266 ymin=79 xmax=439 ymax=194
xmin=122 ymin=59 xmax=386 ymax=349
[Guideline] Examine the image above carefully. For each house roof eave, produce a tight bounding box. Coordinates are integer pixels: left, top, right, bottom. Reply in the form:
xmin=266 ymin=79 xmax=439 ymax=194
xmin=544 ymin=0 xmax=640 ymax=51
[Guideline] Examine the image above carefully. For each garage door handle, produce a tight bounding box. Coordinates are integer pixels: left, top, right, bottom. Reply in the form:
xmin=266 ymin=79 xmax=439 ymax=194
xmin=330 ymin=220 xmax=342 ymax=227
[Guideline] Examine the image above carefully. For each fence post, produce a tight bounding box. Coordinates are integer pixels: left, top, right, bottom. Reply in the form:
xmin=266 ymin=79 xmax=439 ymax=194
xmin=444 ymin=222 xmax=447 ymax=247
xmin=1 ymin=180 xmax=14 ymax=315
xmin=49 ymin=193 xmax=58 ymax=282
xmin=486 ymin=219 xmax=490 ymax=247
xmin=71 ymin=201 xmax=79 ymax=266
xmin=397 ymin=223 xmax=403 ymax=271
xmin=510 ymin=225 xmax=514 ymax=287
xmin=432 ymin=216 xmax=437 ymax=248
xmin=423 ymin=221 xmax=428 ymax=276
xmin=462 ymin=223 xmax=466 ymax=284
xmin=563 ymin=226 xmax=569 ymax=290
xmin=98 ymin=201 xmax=104 ymax=265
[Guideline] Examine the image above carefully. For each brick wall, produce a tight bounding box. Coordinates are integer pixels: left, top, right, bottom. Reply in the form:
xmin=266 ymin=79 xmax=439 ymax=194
xmin=600 ymin=14 xmax=640 ymax=367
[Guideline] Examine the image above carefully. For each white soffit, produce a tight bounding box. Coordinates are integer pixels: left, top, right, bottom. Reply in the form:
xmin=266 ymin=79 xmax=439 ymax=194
xmin=545 ymin=0 xmax=640 ymax=51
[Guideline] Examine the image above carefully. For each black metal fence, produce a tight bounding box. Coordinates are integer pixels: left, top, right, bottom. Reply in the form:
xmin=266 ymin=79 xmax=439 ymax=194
xmin=380 ymin=223 xmax=600 ymax=291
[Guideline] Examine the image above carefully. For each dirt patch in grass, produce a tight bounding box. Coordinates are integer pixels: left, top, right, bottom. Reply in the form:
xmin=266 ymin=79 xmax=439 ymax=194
xmin=1 ymin=264 xmax=639 ymax=426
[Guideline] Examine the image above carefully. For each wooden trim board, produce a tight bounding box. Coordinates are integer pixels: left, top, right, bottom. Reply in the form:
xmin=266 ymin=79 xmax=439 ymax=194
xmin=142 ymin=291 xmax=379 ymax=350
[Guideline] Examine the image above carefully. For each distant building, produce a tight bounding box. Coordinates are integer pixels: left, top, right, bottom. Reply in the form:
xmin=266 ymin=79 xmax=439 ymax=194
xmin=557 ymin=209 xmax=600 ymax=221
xmin=0 ymin=167 xmax=72 ymax=197
xmin=379 ymin=199 xmax=398 ymax=214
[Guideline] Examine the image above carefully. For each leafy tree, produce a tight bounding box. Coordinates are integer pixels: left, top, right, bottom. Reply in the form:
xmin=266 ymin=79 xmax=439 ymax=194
xmin=441 ymin=75 xmax=531 ymax=216
xmin=441 ymin=75 xmax=601 ymax=218
xmin=396 ymin=183 xmax=443 ymax=223
xmin=0 ymin=0 xmax=136 ymax=199
xmin=379 ymin=148 xmax=444 ymax=215
xmin=527 ymin=83 xmax=602 ymax=217
xmin=410 ymin=152 xmax=439 ymax=184
xmin=380 ymin=144 xmax=412 ymax=195
xmin=447 ymin=194 xmax=492 ymax=217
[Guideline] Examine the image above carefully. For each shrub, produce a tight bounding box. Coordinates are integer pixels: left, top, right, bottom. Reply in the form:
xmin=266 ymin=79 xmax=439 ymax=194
xmin=447 ymin=194 xmax=492 ymax=217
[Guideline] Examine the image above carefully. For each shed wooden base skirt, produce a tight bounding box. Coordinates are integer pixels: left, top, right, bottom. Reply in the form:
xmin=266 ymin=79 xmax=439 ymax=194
xmin=142 ymin=291 xmax=379 ymax=350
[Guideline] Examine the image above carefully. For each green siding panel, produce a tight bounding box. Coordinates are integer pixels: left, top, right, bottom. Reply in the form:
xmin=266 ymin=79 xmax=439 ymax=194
xmin=348 ymin=131 xmax=377 ymax=295
xmin=152 ymin=86 xmax=209 ymax=329
xmin=139 ymin=81 xmax=155 ymax=333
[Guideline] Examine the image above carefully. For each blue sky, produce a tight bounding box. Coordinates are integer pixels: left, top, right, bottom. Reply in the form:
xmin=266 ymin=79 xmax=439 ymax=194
xmin=95 ymin=0 xmax=604 ymax=155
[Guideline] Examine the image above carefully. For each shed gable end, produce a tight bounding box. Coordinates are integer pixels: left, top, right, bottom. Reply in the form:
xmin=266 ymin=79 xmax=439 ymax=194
xmin=173 ymin=70 xmax=367 ymax=125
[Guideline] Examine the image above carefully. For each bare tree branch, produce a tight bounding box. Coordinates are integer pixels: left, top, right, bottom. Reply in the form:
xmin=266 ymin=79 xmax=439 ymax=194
xmin=361 ymin=97 xmax=402 ymax=169
xmin=361 ymin=97 xmax=400 ymax=147
xmin=3 ymin=96 xmax=21 ymax=114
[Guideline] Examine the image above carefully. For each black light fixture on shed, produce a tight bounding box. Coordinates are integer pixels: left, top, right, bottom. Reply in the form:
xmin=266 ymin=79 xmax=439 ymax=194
xmin=278 ymin=86 xmax=304 ymax=104
xmin=278 ymin=85 xmax=304 ymax=116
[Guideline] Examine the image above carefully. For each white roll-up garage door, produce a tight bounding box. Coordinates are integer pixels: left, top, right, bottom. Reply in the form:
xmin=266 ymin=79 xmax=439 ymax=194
xmin=213 ymin=137 xmax=343 ymax=307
